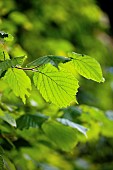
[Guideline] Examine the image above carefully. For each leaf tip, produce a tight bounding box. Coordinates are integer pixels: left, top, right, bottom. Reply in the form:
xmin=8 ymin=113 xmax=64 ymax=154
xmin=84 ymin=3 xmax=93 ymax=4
xmin=101 ymin=77 xmax=105 ymax=83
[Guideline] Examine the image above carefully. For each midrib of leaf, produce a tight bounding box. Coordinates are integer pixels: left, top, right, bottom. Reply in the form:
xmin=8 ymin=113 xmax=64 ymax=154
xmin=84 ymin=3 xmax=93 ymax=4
xmin=39 ymin=71 xmax=64 ymax=105
xmin=34 ymin=64 xmax=79 ymax=107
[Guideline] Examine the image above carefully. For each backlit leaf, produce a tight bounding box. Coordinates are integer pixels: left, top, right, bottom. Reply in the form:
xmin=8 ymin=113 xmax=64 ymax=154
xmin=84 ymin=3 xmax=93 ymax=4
xmin=3 ymin=68 xmax=31 ymax=103
xmin=33 ymin=64 xmax=79 ymax=107
xmin=68 ymin=52 xmax=105 ymax=82
xmin=27 ymin=55 xmax=70 ymax=68
xmin=42 ymin=119 xmax=78 ymax=151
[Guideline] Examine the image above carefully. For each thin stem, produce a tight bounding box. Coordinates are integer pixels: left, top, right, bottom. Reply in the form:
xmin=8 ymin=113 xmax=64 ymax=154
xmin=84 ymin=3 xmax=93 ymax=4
xmin=14 ymin=66 xmax=39 ymax=72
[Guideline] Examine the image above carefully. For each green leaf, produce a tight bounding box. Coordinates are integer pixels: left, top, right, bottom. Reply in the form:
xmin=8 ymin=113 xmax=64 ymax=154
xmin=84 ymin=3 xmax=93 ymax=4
xmin=16 ymin=113 xmax=48 ymax=130
xmin=0 ymin=56 xmax=26 ymax=76
xmin=60 ymin=106 xmax=82 ymax=118
xmin=0 ymin=146 xmax=4 ymax=170
xmin=3 ymin=156 xmax=16 ymax=170
xmin=33 ymin=64 xmax=79 ymax=107
xmin=42 ymin=119 xmax=78 ymax=151
xmin=0 ymin=44 xmax=10 ymax=61
xmin=0 ymin=109 xmax=16 ymax=127
xmin=3 ymin=68 xmax=31 ymax=103
xmin=0 ymin=155 xmax=4 ymax=170
xmin=0 ymin=44 xmax=5 ymax=61
xmin=0 ymin=146 xmax=4 ymax=155
xmin=27 ymin=55 xmax=70 ymax=68
xmin=68 ymin=52 xmax=105 ymax=82
xmin=0 ymin=31 xmax=14 ymax=41
xmin=57 ymin=118 xmax=88 ymax=137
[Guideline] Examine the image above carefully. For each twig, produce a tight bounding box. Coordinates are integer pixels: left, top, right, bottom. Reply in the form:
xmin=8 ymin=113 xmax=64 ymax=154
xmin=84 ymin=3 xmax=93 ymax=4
xmin=14 ymin=66 xmax=39 ymax=72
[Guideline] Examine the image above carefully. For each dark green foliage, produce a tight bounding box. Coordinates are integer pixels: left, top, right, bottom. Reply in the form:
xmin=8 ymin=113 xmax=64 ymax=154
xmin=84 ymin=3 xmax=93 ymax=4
xmin=0 ymin=56 xmax=25 ymax=76
xmin=16 ymin=113 xmax=48 ymax=129
xmin=27 ymin=55 xmax=71 ymax=68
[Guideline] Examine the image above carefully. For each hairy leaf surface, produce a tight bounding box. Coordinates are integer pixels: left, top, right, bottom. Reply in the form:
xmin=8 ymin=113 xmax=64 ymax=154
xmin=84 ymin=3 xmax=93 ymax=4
xmin=3 ymin=68 xmax=31 ymax=103
xmin=27 ymin=55 xmax=70 ymax=68
xmin=33 ymin=64 xmax=79 ymax=107
xmin=42 ymin=119 xmax=78 ymax=151
xmin=0 ymin=56 xmax=26 ymax=76
xmin=68 ymin=52 xmax=104 ymax=82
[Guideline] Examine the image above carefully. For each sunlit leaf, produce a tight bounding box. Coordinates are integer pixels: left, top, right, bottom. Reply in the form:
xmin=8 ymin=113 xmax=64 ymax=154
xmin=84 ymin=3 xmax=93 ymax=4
xmin=33 ymin=64 xmax=79 ymax=107
xmin=0 ymin=56 xmax=26 ymax=76
xmin=27 ymin=55 xmax=70 ymax=68
xmin=3 ymin=68 xmax=31 ymax=103
xmin=16 ymin=113 xmax=48 ymax=130
xmin=0 ymin=109 xmax=16 ymax=127
xmin=42 ymin=119 xmax=78 ymax=151
xmin=68 ymin=52 xmax=105 ymax=82
xmin=57 ymin=118 xmax=88 ymax=137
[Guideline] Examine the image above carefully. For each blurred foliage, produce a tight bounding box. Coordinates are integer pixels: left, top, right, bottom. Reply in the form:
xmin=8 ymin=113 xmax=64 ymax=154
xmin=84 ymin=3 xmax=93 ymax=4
xmin=0 ymin=0 xmax=113 ymax=170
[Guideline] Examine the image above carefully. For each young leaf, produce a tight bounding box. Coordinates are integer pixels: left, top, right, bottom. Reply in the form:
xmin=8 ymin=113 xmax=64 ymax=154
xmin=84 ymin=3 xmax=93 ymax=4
xmin=27 ymin=55 xmax=70 ymax=68
xmin=0 ymin=56 xmax=26 ymax=76
xmin=42 ymin=119 xmax=78 ymax=151
xmin=3 ymin=68 xmax=31 ymax=103
xmin=68 ymin=52 xmax=105 ymax=82
xmin=0 ymin=109 xmax=16 ymax=127
xmin=16 ymin=113 xmax=48 ymax=130
xmin=57 ymin=118 xmax=88 ymax=137
xmin=33 ymin=64 xmax=79 ymax=107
